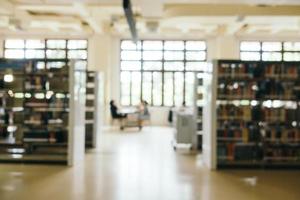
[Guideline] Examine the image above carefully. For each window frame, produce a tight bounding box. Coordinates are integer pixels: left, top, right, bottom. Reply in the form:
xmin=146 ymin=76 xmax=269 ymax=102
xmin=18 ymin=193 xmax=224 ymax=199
xmin=240 ymin=41 xmax=300 ymax=61
xmin=3 ymin=39 xmax=88 ymax=68
xmin=120 ymin=39 xmax=207 ymax=107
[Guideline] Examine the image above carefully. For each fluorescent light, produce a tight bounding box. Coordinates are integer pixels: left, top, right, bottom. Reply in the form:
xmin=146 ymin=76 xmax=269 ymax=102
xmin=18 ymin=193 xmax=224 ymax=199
xmin=34 ymin=93 xmax=45 ymax=99
xmin=7 ymin=126 xmax=17 ymax=132
xmin=12 ymin=154 xmax=23 ymax=159
xmin=46 ymin=91 xmax=54 ymax=99
xmin=25 ymin=93 xmax=31 ymax=98
xmin=56 ymin=93 xmax=65 ymax=98
xmin=4 ymin=74 xmax=14 ymax=82
xmin=14 ymin=93 xmax=24 ymax=98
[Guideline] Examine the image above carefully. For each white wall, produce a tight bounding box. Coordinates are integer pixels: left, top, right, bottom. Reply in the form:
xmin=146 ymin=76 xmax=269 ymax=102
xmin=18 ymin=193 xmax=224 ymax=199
xmin=87 ymin=35 xmax=121 ymax=125
xmin=206 ymin=35 xmax=240 ymax=60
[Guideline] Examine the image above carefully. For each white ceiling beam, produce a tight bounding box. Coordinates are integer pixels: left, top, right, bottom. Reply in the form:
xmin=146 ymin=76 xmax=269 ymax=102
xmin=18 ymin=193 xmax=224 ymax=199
xmin=113 ymin=22 xmax=128 ymax=33
xmin=71 ymin=24 xmax=83 ymax=31
xmin=32 ymin=16 xmax=81 ymax=24
xmin=30 ymin=21 xmax=57 ymax=30
xmin=204 ymin=25 xmax=218 ymax=34
xmin=0 ymin=16 xmax=9 ymax=27
xmin=73 ymin=2 xmax=102 ymax=33
xmin=13 ymin=10 xmax=32 ymax=30
xmin=30 ymin=20 xmax=84 ymax=32
xmin=244 ymin=25 xmax=259 ymax=34
xmin=57 ymin=22 xmax=84 ymax=31
xmin=140 ymin=0 xmax=163 ymax=18
xmin=181 ymin=27 xmax=190 ymax=34
xmin=8 ymin=25 xmax=18 ymax=31
xmin=215 ymin=25 xmax=227 ymax=35
xmin=242 ymin=24 xmax=272 ymax=34
xmin=17 ymin=5 xmax=70 ymax=13
xmin=49 ymin=24 xmax=60 ymax=32
xmin=226 ymin=22 xmax=245 ymax=35
xmin=0 ymin=0 xmax=14 ymax=15
xmin=270 ymin=26 xmax=285 ymax=34
xmin=165 ymin=4 xmax=300 ymax=17
xmin=270 ymin=24 xmax=299 ymax=34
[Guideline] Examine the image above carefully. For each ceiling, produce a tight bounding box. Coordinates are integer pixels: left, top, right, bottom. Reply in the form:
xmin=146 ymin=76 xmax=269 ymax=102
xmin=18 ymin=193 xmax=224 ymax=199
xmin=10 ymin=0 xmax=300 ymax=5
xmin=0 ymin=0 xmax=299 ymax=37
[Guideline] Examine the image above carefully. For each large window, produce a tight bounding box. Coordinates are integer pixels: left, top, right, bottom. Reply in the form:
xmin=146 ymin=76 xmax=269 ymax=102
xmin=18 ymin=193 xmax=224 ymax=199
xmin=120 ymin=40 xmax=207 ymax=106
xmin=240 ymin=41 xmax=300 ymax=61
xmin=3 ymin=39 xmax=88 ymax=69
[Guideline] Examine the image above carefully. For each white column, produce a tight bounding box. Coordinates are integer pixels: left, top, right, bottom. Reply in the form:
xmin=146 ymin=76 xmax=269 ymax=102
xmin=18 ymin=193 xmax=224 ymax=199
xmin=207 ymin=35 xmax=240 ymax=60
xmin=88 ymin=35 xmax=121 ymax=125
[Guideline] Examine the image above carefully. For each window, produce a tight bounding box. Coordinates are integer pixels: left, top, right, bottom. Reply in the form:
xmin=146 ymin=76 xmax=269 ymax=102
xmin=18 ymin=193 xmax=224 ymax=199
xmin=120 ymin=40 xmax=207 ymax=106
xmin=4 ymin=39 xmax=88 ymax=69
xmin=240 ymin=41 xmax=300 ymax=61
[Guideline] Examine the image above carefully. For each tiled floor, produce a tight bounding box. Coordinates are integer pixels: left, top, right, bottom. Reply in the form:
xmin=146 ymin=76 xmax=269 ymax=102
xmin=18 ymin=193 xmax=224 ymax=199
xmin=0 ymin=126 xmax=299 ymax=200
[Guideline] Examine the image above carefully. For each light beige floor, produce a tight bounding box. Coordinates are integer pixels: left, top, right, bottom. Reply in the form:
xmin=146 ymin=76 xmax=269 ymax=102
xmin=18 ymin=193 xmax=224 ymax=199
xmin=0 ymin=126 xmax=299 ymax=200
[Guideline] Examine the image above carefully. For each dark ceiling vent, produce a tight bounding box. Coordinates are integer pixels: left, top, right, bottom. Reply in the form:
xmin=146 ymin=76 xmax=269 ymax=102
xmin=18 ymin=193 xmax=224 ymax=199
xmin=256 ymin=4 xmax=271 ymax=7
xmin=28 ymin=11 xmax=60 ymax=16
xmin=123 ymin=0 xmax=138 ymax=43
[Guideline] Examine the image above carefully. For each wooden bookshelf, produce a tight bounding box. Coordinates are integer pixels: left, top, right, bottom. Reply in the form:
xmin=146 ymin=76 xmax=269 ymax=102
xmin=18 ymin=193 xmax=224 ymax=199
xmin=0 ymin=58 xmax=86 ymax=165
xmin=85 ymin=71 xmax=103 ymax=149
xmin=202 ymin=60 xmax=300 ymax=169
xmin=85 ymin=71 xmax=95 ymax=148
xmin=195 ymin=73 xmax=203 ymax=150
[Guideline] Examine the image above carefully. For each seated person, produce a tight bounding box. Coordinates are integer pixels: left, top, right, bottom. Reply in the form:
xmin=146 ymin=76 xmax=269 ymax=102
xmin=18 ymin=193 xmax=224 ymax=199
xmin=110 ymin=100 xmax=127 ymax=119
xmin=138 ymin=100 xmax=150 ymax=126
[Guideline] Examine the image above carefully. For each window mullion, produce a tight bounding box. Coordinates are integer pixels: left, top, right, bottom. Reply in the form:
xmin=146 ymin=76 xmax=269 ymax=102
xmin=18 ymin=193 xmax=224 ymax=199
xmin=172 ymin=72 xmax=175 ymax=106
xmin=141 ymin=41 xmax=144 ymax=102
xmin=281 ymin=42 xmax=284 ymax=61
xmin=119 ymin=39 xmax=206 ymax=107
xmin=183 ymin=40 xmax=187 ymax=104
xmin=260 ymin=41 xmax=263 ymax=61
xmin=130 ymin=72 xmax=133 ymax=105
xmin=65 ymin=40 xmax=68 ymax=66
xmin=23 ymin=40 xmax=26 ymax=59
xmin=44 ymin=39 xmax=47 ymax=67
xmin=151 ymin=72 xmax=154 ymax=106
xmin=162 ymin=40 xmax=165 ymax=106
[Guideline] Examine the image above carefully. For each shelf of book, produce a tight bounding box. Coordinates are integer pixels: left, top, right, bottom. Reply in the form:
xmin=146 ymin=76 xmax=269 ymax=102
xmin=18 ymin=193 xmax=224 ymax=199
xmin=0 ymin=58 xmax=86 ymax=165
xmin=195 ymin=73 xmax=204 ymax=150
xmin=202 ymin=60 xmax=300 ymax=169
xmin=85 ymin=71 xmax=103 ymax=149
xmin=85 ymin=71 xmax=95 ymax=148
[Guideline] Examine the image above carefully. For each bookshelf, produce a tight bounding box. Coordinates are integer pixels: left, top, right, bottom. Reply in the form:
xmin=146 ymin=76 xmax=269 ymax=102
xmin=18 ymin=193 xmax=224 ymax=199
xmin=0 ymin=59 xmax=86 ymax=165
xmin=85 ymin=71 xmax=103 ymax=148
xmin=195 ymin=73 xmax=203 ymax=150
xmin=202 ymin=60 xmax=300 ymax=169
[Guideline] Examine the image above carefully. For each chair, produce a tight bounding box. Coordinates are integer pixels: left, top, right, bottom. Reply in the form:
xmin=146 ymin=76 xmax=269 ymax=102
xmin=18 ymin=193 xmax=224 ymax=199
xmin=138 ymin=111 xmax=151 ymax=126
xmin=110 ymin=109 xmax=125 ymax=130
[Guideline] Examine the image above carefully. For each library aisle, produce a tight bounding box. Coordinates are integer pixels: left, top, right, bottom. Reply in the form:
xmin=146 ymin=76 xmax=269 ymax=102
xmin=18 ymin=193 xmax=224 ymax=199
xmin=0 ymin=127 xmax=299 ymax=200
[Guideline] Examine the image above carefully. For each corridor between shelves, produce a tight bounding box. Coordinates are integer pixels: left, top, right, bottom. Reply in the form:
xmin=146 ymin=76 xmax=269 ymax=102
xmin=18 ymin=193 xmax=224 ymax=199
xmin=0 ymin=126 xmax=299 ymax=200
